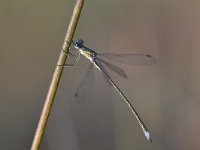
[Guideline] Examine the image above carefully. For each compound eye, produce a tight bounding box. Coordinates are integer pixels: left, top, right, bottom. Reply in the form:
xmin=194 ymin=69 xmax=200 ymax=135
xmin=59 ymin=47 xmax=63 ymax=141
xmin=75 ymin=39 xmax=84 ymax=48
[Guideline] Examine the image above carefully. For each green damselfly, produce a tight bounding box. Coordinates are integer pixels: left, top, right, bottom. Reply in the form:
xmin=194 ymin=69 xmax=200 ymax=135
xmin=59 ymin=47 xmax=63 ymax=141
xmin=62 ymin=39 xmax=155 ymax=142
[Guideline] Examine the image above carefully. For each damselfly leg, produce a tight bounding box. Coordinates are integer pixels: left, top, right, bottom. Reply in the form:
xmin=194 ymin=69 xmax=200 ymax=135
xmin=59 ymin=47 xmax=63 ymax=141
xmin=57 ymin=41 xmax=81 ymax=67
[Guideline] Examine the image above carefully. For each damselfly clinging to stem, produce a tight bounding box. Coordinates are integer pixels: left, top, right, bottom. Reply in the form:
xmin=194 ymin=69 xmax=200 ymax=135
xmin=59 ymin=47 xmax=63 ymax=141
xmin=61 ymin=39 xmax=155 ymax=142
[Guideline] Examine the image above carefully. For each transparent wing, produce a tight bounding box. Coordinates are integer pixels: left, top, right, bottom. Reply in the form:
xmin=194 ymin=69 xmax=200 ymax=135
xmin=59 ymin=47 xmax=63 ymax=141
xmin=95 ymin=58 xmax=112 ymax=86
xmin=97 ymin=53 xmax=156 ymax=65
xmin=74 ymin=64 xmax=94 ymax=104
xmin=98 ymin=58 xmax=128 ymax=78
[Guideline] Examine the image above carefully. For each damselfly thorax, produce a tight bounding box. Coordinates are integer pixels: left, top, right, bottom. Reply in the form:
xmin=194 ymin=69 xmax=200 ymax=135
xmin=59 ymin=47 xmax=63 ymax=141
xmin=75 ymin=44 xmax=100 ymax=70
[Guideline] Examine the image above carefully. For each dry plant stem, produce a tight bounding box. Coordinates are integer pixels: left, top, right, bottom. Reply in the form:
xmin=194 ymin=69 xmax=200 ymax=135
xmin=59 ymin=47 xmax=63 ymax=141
xmin=31 ymin=0 xmax=85 ymax=149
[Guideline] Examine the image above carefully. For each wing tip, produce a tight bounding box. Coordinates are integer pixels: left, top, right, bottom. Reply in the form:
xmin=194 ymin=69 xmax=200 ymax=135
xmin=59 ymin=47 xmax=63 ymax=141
xmin=74 ymin=93 xmax=78 ymax=97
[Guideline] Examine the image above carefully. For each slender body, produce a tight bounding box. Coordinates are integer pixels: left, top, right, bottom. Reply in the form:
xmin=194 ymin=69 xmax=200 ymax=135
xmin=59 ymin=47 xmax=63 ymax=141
xmin=73 ymin=39 xmax=152 ymax=141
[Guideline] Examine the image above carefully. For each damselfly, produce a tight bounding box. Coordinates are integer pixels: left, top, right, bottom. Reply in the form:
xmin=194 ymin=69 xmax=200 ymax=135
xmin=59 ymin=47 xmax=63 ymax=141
xmin=62 ymin=39 xmax=155 ymax=142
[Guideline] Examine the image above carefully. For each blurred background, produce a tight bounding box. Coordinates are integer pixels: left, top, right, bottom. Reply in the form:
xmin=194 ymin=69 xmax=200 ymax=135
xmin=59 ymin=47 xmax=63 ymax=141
xmin=1 ymin=0 xmax=200 ymax=149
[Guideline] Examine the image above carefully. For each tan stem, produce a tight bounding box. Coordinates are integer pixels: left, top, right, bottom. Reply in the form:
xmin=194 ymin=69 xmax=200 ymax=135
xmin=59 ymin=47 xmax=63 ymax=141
xmin=30 ymin=0 xmax=85 ymax=149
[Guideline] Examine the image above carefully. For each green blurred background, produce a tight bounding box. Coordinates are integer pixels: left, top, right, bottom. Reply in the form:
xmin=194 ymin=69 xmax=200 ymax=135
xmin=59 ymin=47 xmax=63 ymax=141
xmin=1 ymin=0 xmax=200 ymax=149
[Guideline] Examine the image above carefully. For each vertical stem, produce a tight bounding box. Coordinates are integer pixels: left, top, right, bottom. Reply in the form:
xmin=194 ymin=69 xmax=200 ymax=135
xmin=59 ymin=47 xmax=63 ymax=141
xmin=31 ymin=0 xmax=85 ymax=149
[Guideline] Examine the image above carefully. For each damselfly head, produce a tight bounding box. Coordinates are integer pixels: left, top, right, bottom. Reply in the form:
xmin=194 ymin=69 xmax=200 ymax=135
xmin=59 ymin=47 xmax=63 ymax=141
xmin=75 ymin=39 xmax=84 ymax=48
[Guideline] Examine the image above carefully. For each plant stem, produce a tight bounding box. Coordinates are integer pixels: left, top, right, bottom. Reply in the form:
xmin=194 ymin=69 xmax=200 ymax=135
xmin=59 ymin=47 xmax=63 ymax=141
xmin=31 ymin=0 xmax=85 ymax=149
